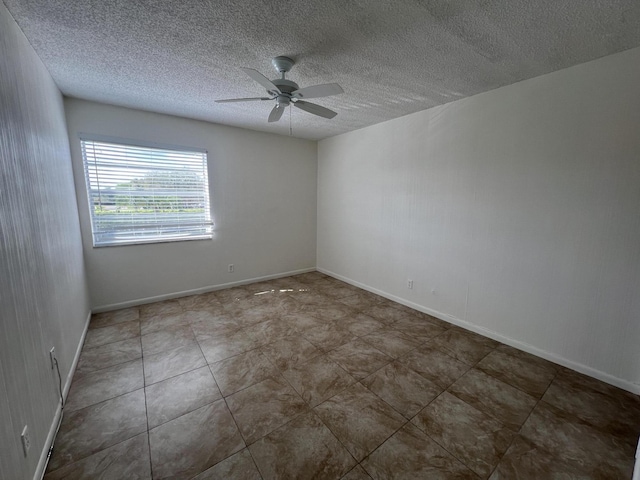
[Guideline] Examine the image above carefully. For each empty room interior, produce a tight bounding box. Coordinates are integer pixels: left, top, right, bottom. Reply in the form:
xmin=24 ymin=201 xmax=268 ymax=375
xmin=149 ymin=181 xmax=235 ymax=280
xmin=2 ymin=1 xmax=640 ymax=479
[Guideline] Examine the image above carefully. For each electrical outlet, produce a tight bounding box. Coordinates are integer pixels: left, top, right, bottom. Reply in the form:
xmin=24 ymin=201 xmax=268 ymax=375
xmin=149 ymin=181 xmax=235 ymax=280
xmin=49 ymin=347 xmax=56 ymax=369
xmin=407 ymin=279 xmax=413 ymax=290
xmin=228 ymin=264 xmax=234 ymax=273
xmin=21 ymin=425 xmax=30 ymax=457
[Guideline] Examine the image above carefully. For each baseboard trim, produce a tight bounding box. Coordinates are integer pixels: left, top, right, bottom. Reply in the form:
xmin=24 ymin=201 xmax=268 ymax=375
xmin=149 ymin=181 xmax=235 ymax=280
xmin=318 ymin=267 xmax=640 ymax=395
xmin=92 ymin=267 xmax=317 ymax=313
xmin=34 ymin=310 xmax=92 ymax=480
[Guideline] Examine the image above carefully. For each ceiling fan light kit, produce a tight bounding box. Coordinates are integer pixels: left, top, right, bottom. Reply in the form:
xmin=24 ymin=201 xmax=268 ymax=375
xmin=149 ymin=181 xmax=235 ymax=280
xmin=216 ymin=56 xmax=344 ymax=123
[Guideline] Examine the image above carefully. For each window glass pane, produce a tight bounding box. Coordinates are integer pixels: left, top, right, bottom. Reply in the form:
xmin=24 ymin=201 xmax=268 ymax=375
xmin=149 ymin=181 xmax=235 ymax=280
xmin=80 ymin=138 xmax=212 ymax=247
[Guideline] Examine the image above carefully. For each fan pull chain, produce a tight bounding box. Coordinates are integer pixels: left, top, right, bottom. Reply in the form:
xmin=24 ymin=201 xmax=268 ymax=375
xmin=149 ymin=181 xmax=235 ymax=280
xmin=289 ymin=105 xmax=292 ymax=136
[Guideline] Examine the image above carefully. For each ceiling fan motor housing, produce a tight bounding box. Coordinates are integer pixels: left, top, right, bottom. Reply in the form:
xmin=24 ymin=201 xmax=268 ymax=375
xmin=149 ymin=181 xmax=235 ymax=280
xmin=271 ymin=78 xmax=298 ymax=106
xmin=271 ymin=78 xmax=298 ymax=93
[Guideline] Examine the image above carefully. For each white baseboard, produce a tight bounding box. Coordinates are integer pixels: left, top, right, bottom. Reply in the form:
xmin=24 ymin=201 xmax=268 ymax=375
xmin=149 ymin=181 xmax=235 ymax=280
xmin=34 ymin=310 xmax=92 ymax=480
xmin=92 ymin=267 xmax=317 ymax=313
xmin=318 ymin=267 xmax=640 ymax=395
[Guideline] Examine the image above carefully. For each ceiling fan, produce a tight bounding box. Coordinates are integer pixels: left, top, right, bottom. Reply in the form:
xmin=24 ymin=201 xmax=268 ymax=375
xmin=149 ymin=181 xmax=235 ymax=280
xmin=216 ymin=56 xmax=344 ymax=123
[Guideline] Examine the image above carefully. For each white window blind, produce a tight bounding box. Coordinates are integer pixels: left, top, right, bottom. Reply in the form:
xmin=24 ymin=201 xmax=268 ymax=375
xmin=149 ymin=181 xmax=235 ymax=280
xmin=80 ymin=137 xmax=213 ymax=247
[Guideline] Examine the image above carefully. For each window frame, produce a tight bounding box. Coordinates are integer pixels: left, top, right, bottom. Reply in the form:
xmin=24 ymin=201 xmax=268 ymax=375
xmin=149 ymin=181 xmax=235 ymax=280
xmin=79 ymin=134 xmax=213 ymax=248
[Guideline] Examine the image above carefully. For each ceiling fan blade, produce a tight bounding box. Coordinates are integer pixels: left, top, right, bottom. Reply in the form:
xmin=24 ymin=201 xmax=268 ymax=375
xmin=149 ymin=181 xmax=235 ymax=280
xmin=268 ymin=104 xmax=285 ymax=123
xmin=216 ymin=97 xmax=271 ymax=103
xmin=292 ymin=83 xmax=344 ymax=100
xmin=241 ymin=68 xmax=281 ymax=94
xmin=293 ymin=101 xmax=338 ymax=119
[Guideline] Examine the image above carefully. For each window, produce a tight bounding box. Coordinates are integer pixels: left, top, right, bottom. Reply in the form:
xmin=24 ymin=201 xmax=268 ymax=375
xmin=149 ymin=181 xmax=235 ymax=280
xmin=80 ymin=136 xmax=213 ymax=247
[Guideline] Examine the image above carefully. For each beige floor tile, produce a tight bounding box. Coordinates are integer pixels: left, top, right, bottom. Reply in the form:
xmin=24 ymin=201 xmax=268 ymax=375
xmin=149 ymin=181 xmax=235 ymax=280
xmin=412 ymin=391 xmax=514 ymax=477
xmin=178 ymin=292 xmax=222 ymax=311
xmin=477 ymin=349 xmax=556 ymax=397
xmin=190 ymin=311 xmax=243 ymax=339
xmin=336 ymin=313 xmax=386 ymax=337
xmin=314 ymin=383 xmax=406 ymax=461
xmin=282 ymin=354 xmax=357 ymax=407
xmin=197 ymin=329 xmax=259 ymax=363
xmin=542 ymin=369 xmax=640 ymax=447
xmin=226 ymin=377 xmax=308 ymax=444
xmin=391 ymin=316 xmax=448 ymax=342
xmin=429 ymin=328 xmax=498 ymax=365
xmin=214 ymin=287 xmax=252 ymax=304
xmin=399 ymin=344 xmax=470 ymax=389
xmin=89 ymin=307 xmax=139 ymax=330
xmin=302 ymin=321 xmax=357 ymax=352
xmin=260 ymin=335 xmax=323 ymax=371
xmin=301 ymin=302 xmax=358 ymax=322
xmin=361 ymin=329 xmax=421 ymax=359
xmin=489 ymin=435 xmax=603 ymax=480
xmin=45 ymin=433 xmax=151 ymax=480
xmin=66 ymin=359 xmax=144 ymax=412
xmin=362 ymin=304 xmax=417 ymax=325
xmin=192 ymin=448 xmax=261 ymax=480
xmin=231 ymin=303 xmax=280 ymax=327
xmin=49 ymin=275 xmax=637 ymax=480
xmin=319 ymin=283 xmax=363 ymax=299
xmin=149 ymin=399 xmax=245 ymax=480
xmin=84 ymin=320 xmax=140 ymax=349
xmin=139 ymin=299 xmax=183 ymax=319
xmin=249 ymin=411 xmax=356 ymax=479
xmin=75 ymin=337 xmax=141 ymax=375
xmin=361 ymin=362 xmax=442 ymax=419
xmin=143 ymin=343 xmax=206 ymax=385
xmin=242 ymin=318 xmax=296 ymax=346
xmin=287 ymin=289 xmax=333 ymax=305
xmin=338 ymin=293 xmax=386 ymax=311
xmin=47 ymin=389 xmax=147 ymax=472
xmin=448 ymin=369 xmax=537 ymax=430
xmin=360 ymin=423 xmax=477 ymax=479
xmin=293 ymin=271 xmax=330 ymax=284
xmin=495 ymin=344 xmax=560 ymax=372
xmin=341 ymin=464 xmax=373 ymax=479
xmin=146 ymin=366 xmax=221 ymax=428
xmin=140 ymin=323 xmax=196 ymax=355
xmin=327 ymin=338 xmax=392 ymax=380
xmin=140 ymin=311 xmax=190 ymax=336
xmin=519 ymin=401 xmax=635 ymax=478
xmin=210 ymin=349 xmax=280 ymax=396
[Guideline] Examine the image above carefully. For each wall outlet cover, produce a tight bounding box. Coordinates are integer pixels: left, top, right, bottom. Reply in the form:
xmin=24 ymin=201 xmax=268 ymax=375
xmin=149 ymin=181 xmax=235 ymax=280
xmin=21 ymin=425 xmax=30 ymax=456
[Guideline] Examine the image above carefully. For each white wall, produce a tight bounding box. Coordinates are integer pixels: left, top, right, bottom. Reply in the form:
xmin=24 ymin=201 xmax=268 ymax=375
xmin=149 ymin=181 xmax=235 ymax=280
xmin=64 ymin=99 xmax=317 ymax=309
xmin=318 ymin=47 xmax=640 ymax=393
xmin=0 ymin=4 xmax=91 ymax=479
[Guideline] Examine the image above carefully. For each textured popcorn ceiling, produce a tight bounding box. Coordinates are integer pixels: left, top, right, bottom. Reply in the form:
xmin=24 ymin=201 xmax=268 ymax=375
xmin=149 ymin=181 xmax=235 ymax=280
xmin=4 ymin=0 xmax=640 ymax=140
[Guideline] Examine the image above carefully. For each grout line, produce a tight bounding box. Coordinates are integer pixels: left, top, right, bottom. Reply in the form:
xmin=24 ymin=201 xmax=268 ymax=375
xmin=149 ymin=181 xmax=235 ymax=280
xmin=43 ymin=388 xmax=147 ymax=472
xmin=139 ymin=334 xmax=154 ymax=480
xmin=222 ymin=393 xmax=248 ymax=444
xmin=393 ymin=344 xmax=511 ymax=476
xmin=310 ymin=407 xmax=363 ymax=466
xmin=63 ymin=383 xmax=145 ymax=414
xmin=486 ymin=368 xmax=561 ymax=478
xmin=409 ymin=371 xmax=497 ymax=476
xmin=220 ymin=368 xmax=310 ymax=448
xmin=74 ymin=352 xmax=143 ymax=378
xmin=244 ymin=446 xmax=265 ymax=479
xmin=44 ymin=432 xmax=150 ymax=477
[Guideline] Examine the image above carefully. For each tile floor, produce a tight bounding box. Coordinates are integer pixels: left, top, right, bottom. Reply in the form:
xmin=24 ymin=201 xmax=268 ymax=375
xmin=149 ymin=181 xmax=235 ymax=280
xmin=45 ymin=272 xmax=640 ymax=479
